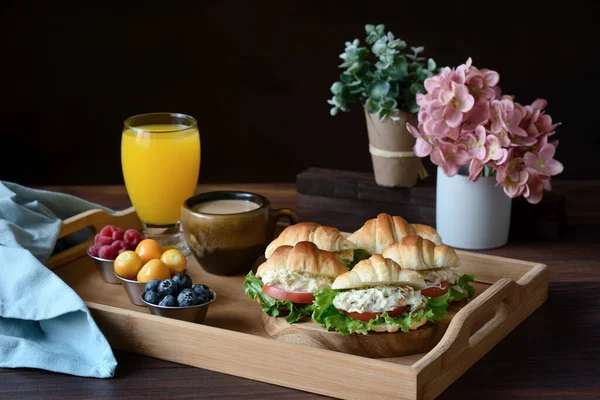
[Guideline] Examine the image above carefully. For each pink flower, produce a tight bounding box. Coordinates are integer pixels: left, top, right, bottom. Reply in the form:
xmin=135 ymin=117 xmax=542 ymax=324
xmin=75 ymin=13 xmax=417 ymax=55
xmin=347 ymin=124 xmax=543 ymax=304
xmin=441 ymin=84 xmax=475 ymax=128
xmin=518 ymin=99 xmax=559 ymax=138
xmin=493 ymin=129 xmax=511 ymax=147
xmin=510 ymin=134 xmax=538 ymax=147
xmin=461 ymin=100 xmax=490 ymax=132
xmin=466 ymin=67 xmax=499 ymax=101
xmin=523 ymin=144 xmax=564 ymax=176
xmin=406 ymin=123 xmax=433 ymax=157
xmin=422 ymin=100 xmax=451 ymax=137
xmin=457 ymin=132 xmax=477 ymax=157
xmin=524 ymin=171 xmax=544 ymax=204
xmin=496 ymin=159 xmax=529 ymax=198
xmin=486 ymin=135 xmax=509 ymax=165
xmin=490 ymin=99 xmax=527 ymax=137
xmin=468 ymin=159 xmax=485 ymax=181
xmin=471 ymin=125 xmax=488 ymax=160
xmin=490 ymin=100 xmax=508 ymax=133
xmin=430 ymin=142 xmax=470 ymax=177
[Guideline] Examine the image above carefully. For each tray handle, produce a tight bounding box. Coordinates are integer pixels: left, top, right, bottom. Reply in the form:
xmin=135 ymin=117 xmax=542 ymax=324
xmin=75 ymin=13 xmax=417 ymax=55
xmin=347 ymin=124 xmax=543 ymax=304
xmin=414 ymin=277 xmax=520 ymax=373
xmin=46 ymin=207 xmax=142 ymax=270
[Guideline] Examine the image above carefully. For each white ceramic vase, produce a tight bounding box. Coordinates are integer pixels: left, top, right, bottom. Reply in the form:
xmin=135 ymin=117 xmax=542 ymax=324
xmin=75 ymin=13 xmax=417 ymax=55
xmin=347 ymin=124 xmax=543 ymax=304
xmin=436 ymin=166 xmax=512 ymax=250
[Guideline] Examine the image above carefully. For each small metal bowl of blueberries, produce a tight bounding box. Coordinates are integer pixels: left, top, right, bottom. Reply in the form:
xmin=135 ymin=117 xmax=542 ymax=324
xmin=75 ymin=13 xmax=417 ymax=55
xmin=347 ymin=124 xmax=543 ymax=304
xmin=140 ymin=273 xmax=216 ymax=324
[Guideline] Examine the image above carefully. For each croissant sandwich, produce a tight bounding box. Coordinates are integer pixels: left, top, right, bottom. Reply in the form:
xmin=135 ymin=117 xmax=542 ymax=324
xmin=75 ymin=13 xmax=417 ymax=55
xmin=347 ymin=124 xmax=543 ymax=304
xmin=265 ymin=222 xmax=370 ymax=270
xmin=311 ymin=254 xmax=450 ymax=335
xmin=383 ymin=235 xmax=475 ymax=302
xmin=244 ymin=241 xmax=348 ymax=323
xmin=347 ymin=213 xmax=442 ymax=255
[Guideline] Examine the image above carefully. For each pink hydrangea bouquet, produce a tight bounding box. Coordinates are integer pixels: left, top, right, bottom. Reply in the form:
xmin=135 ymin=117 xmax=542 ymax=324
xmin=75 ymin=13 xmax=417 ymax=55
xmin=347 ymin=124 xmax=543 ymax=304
xmin=406 ymin=58 xmax=564 ymax=204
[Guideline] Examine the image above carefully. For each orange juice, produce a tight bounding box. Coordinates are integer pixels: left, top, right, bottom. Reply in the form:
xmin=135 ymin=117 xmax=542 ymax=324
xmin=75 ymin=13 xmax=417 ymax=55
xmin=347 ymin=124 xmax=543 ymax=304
xmin=121 ymin=124 xmax=200 ymax=225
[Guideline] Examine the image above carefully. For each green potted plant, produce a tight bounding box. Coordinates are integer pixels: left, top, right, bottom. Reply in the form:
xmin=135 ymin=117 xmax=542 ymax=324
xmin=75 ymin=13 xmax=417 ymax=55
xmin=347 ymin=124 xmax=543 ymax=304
xmin=328 ymin=24 xmax=439 ymax=187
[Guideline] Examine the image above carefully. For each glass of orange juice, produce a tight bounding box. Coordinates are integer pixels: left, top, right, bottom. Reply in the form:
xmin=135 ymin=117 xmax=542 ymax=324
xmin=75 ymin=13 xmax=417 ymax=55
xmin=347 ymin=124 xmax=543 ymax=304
xmin=121 ymin=113 xmax=200 ymax=254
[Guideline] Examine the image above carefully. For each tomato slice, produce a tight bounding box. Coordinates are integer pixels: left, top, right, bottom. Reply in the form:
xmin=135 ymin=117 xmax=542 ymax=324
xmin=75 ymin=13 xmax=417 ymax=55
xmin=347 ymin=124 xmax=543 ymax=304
xmin=262 ymin=285 xmax=315 ymax=304
xmin=421 ymin=281 xmax=450 ymax=298
xmin=342 ymin=306 xmax=406 ymax=322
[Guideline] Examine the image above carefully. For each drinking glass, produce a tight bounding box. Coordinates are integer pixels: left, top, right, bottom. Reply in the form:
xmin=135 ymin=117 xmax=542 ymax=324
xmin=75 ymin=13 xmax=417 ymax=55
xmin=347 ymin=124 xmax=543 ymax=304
xmin=121 ymin=112 xmax=200 ymax=254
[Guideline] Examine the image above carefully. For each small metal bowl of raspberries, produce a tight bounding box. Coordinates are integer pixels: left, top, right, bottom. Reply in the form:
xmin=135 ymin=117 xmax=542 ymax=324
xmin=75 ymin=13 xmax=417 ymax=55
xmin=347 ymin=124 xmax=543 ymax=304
xmin=86 ymin=225 xmax=143 ymax=284
xmin=140 ymin=273 xmax=216 ymax=324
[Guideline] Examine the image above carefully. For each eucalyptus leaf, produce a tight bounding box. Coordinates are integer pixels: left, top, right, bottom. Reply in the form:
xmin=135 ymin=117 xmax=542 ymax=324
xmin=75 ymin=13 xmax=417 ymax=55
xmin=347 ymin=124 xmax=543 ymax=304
xmin=365 ymin=98 xmax=380 ymax=114
xmin=427 ymin=58 xmax=436 ymax=71
xmin=409 ymin=82 xmax=423 ymax=94
xmin=380 ymin=98 xmax=397 ymax=111
xmin=388 ymin=57 xmax=408 ymax=79
xmin=368 ymin=80 xmax=390 ymax=100
xmin=330 ymin=81 xmax=344 ymax=95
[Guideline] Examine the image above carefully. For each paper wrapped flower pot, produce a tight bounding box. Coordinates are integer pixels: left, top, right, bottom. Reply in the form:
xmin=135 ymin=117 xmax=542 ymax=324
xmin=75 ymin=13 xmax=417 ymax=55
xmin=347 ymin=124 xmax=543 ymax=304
xmin=365 ymin=110 xmax=424 ymax=188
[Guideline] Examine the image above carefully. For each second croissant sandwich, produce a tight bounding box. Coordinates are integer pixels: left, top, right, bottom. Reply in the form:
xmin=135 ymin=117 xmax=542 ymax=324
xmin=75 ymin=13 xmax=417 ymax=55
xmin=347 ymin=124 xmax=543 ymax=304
xmin=311 ymin=254 xmax=450 ymax=335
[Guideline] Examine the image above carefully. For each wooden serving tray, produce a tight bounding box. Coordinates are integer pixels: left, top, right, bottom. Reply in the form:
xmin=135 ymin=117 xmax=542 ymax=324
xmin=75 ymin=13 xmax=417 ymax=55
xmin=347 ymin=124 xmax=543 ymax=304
xmin=47 ymin=207 xmax=548 ymax=400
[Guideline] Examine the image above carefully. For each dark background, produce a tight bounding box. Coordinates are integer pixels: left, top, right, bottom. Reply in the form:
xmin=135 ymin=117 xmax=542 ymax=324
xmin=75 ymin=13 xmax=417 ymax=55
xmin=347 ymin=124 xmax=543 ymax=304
xmin=1 ymin=1 xmax=597 ymax=185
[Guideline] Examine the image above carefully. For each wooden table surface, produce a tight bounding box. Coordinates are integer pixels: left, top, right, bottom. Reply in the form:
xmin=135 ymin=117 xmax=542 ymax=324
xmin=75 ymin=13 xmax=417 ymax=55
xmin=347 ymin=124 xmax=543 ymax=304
xmin=1 ymin=183 xmax=599 ymax=399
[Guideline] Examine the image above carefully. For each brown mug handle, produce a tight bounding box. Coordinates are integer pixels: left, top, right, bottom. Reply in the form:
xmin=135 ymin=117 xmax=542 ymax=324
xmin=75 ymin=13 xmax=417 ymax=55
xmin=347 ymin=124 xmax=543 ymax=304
xmin=271 ymin=208 xmax=298 ymax=238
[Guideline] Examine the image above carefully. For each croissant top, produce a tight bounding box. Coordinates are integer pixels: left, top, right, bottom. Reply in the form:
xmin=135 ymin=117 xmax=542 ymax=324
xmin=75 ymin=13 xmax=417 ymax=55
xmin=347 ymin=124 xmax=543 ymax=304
xmin=331 ymin=254 xmax=426 ymax=290
xmin=382 ymin=235 xmax=459 ymax=271
xmin=265 ymin=222 xmax=355 ymax=258
xmin=347 ymin=213 xmax=442 ymax=255
xmin=257 ymin=241 xmax=348 ymax=279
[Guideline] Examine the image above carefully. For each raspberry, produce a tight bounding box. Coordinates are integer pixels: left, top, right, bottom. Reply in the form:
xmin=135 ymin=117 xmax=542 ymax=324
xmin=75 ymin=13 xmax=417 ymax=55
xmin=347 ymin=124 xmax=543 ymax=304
xmin=111 ymin=240 xmax=129 ymax=252
xmin=99 ymin=225 xmax=116 ymax=237
xmin=94 ymin=234 xmax=114 ymax=247
xmin=112 ymin=227 xmax=124 ymax=241
xmin=118 ymin=248 xmax=129 ymax=255
xmin=87 ymin=245 xmax=99 ymax=257
xmin=98 ymin=244 xmax=119 ymax=260
xmin=124 ymin=229 xmax=142 ymax=249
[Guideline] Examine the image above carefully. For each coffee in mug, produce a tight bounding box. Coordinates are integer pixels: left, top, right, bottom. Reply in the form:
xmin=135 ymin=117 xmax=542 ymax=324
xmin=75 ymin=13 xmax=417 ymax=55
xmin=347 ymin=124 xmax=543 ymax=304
xmin=181 ymin=191 xmax=297 ymax=276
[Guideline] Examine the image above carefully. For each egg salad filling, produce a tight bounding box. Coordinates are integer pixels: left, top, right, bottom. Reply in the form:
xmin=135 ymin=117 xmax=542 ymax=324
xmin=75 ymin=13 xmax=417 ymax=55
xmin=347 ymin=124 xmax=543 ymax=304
xmin=418 ymin=268 xmax=461 ymax=285
xmin=311 ymin=286 xmax=450 ymax=336
xmin=332 ymin=286 xmax=426 ymax=314
xmin=259 ymin=269 xmax=334 ymax=292
xmin=416 ymin=269 xmax=476 ymax=302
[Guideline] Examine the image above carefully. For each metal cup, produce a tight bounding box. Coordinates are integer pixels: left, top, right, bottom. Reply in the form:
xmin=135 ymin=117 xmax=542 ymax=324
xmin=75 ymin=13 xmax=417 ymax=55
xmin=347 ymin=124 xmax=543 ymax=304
xmin=113 ymin=271 xmax=148 ymax=306
xmin=141 ymin=289 xmax=217 ymax=323
xmin=87 ymin=250 xmax=121 ymax=285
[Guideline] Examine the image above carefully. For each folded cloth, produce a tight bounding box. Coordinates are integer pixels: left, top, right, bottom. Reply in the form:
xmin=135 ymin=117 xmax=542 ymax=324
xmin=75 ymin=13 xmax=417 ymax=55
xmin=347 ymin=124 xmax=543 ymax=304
xmin=0 ymin=181 xmax=118 ymax=378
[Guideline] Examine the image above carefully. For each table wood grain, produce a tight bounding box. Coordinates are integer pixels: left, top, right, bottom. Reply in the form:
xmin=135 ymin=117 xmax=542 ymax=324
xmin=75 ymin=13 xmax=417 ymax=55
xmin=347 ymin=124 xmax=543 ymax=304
xmin=1 ymin=183 xmax=598 ymax=399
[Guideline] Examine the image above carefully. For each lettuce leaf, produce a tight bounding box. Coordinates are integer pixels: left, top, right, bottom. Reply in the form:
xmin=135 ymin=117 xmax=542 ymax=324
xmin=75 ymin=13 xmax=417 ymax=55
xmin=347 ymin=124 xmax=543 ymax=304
xmin=243 ymin=271 xmax=313 ymax=323
xmin=341 ymin=248 xmax=371 ymax=271
xmin=449 ymin=273 xmax=475 ymax=301
xmin=423 ymin=291 xmax=451 ymax=322
xmin=312 ymin=288 xmax=432 ymax=336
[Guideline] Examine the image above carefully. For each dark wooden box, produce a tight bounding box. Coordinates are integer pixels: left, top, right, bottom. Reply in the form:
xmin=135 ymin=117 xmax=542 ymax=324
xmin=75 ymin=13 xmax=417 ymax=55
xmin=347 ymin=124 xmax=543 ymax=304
xmin=295 ymin=168 xmax=566 ymax=240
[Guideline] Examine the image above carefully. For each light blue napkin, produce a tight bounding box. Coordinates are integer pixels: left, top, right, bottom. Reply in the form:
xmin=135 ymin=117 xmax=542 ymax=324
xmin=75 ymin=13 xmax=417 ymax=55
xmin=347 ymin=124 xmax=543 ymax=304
xmin=0 ymin=181 xmax=118 ymax=378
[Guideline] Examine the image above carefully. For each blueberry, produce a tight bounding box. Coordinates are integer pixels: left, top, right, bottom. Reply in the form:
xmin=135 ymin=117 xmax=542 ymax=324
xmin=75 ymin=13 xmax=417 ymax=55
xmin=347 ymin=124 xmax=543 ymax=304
xmin=144 ymin=279 xmax=161 ymax=293
xmin=192 ymin=283 xmax=213 ymax=303
xmin=177 ymin=288 xmax=199 ymax=307
xmin=142 ymin=290 xmax=161 ymax=305
xmin=159 ymin=295 xmax=177 ymax=307
xmin=157 ymin=279 xmax=178 ymax=298
xmin=172 ymin=273 xmax=193 ymax=291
